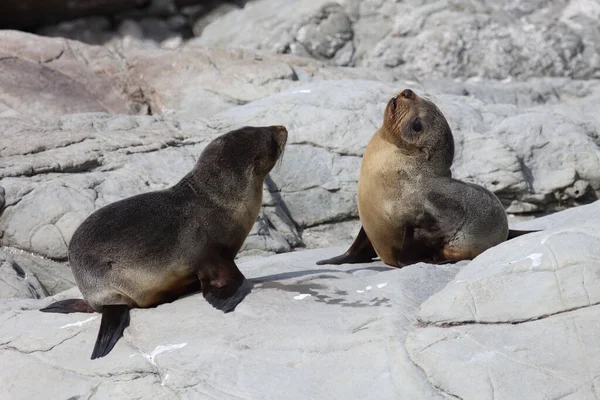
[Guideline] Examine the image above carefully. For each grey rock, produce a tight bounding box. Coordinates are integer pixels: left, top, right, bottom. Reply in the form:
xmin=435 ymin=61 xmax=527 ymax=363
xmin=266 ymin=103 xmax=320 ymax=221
xmin=0 ymin=249 xmax=47 ymax=299
xmin=0 ymin=32 xmax=599 ymax=328
xmin=0 ymin=31 xmax=145 ymax=118
xmin=190 ymin=0 xmax=333 ymax=53
xmin=166 ymin=14 xmax=188 ymax=31
xmin=0 ymin=248 xmax=459 ymax=399
xmin=406 ymin=200 xmax=600 ymax=399
xmin=210 ymin=79 xmax=600 ymax=228
xmin=302 ymin=219 xmax=362 ymax=249
xmin=0 ymin=112 xmax=295 ymax=261
xmin=194 ymin=0 xmax=600 ymax=80
xmin=418 ymin=201 xmax=600 ymax=325
xmin=1 ymin=48 xmax=599 ymax=260
xmin=2 ymin=247 xmax=75 ymax=296
xmin=407 ymin=305 xmax=600 ymax=400
xmin=0 ymin=30 xmax=377 ymax=119
xmin=292 ymin=3 xmax=354 ymax=66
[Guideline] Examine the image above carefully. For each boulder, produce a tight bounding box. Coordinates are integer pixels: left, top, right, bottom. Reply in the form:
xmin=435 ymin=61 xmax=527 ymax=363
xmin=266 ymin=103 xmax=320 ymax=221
xmin=406 ymin=200 xmax=600 ymax=399
xmin=0 ymin=249 xmax=47 ymax=299
xmin=192 ymin=0 xmax=600 ymax=80
xmin=0 ymin=30 xmax=388 ymax=120
xmin=2 ymin=247 xmax=75 ymax=296
xmin=0 ymin=31 xmax=144 ymax=118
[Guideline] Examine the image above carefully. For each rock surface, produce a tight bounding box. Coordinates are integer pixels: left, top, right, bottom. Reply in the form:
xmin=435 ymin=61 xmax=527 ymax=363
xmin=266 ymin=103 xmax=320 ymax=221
xmin=1 ymin=202 xmax=600 ymax=399
xmin=0 ymin=1 xmax=599 ymax=395
xmin=193 ymin=0 xmax=600 ymax=80
xmin=0 ymin=249 xmax=47 ymax=299
xmin=406 ymin=200 xmax=600 ymax=400
xmin=1 ymin=33 xmax=599 ymax=260
xmin=0 ymin=249 xmax=460 ymax=400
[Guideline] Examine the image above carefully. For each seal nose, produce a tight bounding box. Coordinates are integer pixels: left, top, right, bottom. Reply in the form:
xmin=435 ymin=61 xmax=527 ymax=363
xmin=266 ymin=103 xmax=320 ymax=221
xmin=400 ymin=89 xmax=414 ymax=99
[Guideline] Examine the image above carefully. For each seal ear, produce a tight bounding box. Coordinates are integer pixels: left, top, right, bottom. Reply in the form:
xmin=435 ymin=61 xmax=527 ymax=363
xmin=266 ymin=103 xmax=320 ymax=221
xmin=421 ymin=147 xmax=431 ymax=160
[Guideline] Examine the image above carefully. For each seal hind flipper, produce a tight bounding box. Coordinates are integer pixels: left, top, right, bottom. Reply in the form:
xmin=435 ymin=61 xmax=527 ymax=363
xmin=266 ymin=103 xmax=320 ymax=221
xmin=90 ymin=305 xmax=130 ymax=360
xmin=316 ymin=227 xmax=378 ymax=265
xmin=40 ymin=299 xmax=95 ymax=314
xmin=507 ymin=229 xmax=540 ymax=240
xmin=201 ymin=259 xmax=251 ymax=313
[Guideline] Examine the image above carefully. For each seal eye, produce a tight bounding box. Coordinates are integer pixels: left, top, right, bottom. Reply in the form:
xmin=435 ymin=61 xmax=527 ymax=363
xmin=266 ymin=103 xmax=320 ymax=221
xmin=412 ymin=118 xmax=423 ymax=132
xmin=390 ymin=96 xmax=397 ymax=112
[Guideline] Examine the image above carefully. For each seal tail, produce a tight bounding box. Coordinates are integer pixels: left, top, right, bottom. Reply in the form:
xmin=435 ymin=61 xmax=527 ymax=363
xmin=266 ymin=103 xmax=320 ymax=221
xmin=507 ymin=229 xmax=540 ymax=240
xmin=91 ymin=305 xmax=130 ymax=360
xmin=39 ymin=299 xmax=95 ymax=314
xmin=316 ymin=227 xmax=378 ymax=265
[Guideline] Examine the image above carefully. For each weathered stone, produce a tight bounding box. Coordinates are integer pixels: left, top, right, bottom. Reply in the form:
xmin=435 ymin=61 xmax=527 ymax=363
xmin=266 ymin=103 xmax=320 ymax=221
xmin=0 ymin=249 xmax=459 ymax=399
xmin=406 ymin=201 xmax=600 ymax=399
xmin=2 ymin=247 xmax=75 ymax=296
xmin=0 ymin=249 xmax=46 ymax=299
xmin=194 ymin=0 xmax=600 ymax=80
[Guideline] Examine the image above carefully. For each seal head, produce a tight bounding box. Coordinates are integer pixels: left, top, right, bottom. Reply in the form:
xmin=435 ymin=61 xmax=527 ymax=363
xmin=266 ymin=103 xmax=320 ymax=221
xmin=382 ymin=88 xmax=454 ymax=176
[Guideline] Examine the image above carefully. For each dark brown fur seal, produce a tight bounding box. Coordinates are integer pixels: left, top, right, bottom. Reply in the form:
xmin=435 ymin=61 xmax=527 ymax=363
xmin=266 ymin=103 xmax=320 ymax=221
xmin=41 ymin=125 xmax=288 ymax=359
xmin=317 ymin=89 xmax=536 ymax=267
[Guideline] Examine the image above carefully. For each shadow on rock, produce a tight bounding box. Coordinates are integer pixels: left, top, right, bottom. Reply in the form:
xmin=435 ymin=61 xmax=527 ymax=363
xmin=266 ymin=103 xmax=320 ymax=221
xmin=255 ymin=280 xmax=391 ymax=308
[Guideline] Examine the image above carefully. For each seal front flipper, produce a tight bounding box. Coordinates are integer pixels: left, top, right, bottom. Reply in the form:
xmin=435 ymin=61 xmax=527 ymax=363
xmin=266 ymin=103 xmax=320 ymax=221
xmin=316 ymin=227 xmax=378 ymax=265
xmin=507 ymin=229 xmax=540 ymax=240
xmin=91 ymin=305 xmax=130 ymax=360
xmin=40 ymin=299 xmax=95 ymax=314
xmin=201 ymin=259 xmax=252 ymax=313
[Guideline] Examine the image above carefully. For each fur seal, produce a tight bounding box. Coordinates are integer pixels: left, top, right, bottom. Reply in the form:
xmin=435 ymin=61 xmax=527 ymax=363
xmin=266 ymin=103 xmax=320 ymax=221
xmin=317 ymin=89 xmax=535 ymax=267
xmin=41 ymin=125 xmax=288 ymax=359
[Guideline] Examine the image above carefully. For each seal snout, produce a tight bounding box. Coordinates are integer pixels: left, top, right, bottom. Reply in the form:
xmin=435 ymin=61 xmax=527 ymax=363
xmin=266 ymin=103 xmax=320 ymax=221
xmin=271 ymin=125 xmax=288 ymax=147
xmin=400 ymin=89 xmax=415 ymax=99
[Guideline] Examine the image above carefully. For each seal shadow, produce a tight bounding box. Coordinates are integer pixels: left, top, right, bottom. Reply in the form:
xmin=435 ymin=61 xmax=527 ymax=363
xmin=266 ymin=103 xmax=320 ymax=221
xmin=250 ymin=265 xmax=395 ymax=284
xmin=264 ymin=175 xmax=300 ymax=234
xmin=251 ymin=267 xmax=394 ymax=308
xmin=174 ymin=266 xmax=397 ymax=309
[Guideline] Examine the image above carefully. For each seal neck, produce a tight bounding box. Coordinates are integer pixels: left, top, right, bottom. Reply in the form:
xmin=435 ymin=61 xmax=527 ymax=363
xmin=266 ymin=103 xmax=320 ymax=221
xmin=374 ymin=128 xmax=452 ymax=178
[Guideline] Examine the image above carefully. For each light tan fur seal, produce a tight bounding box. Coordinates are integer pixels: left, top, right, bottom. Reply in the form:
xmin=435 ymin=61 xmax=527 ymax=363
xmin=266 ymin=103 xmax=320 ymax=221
xmin=41 ymin=125 xmax=288 ymax=359
xmin=317 ymin=89 xmax=535 ymax=267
